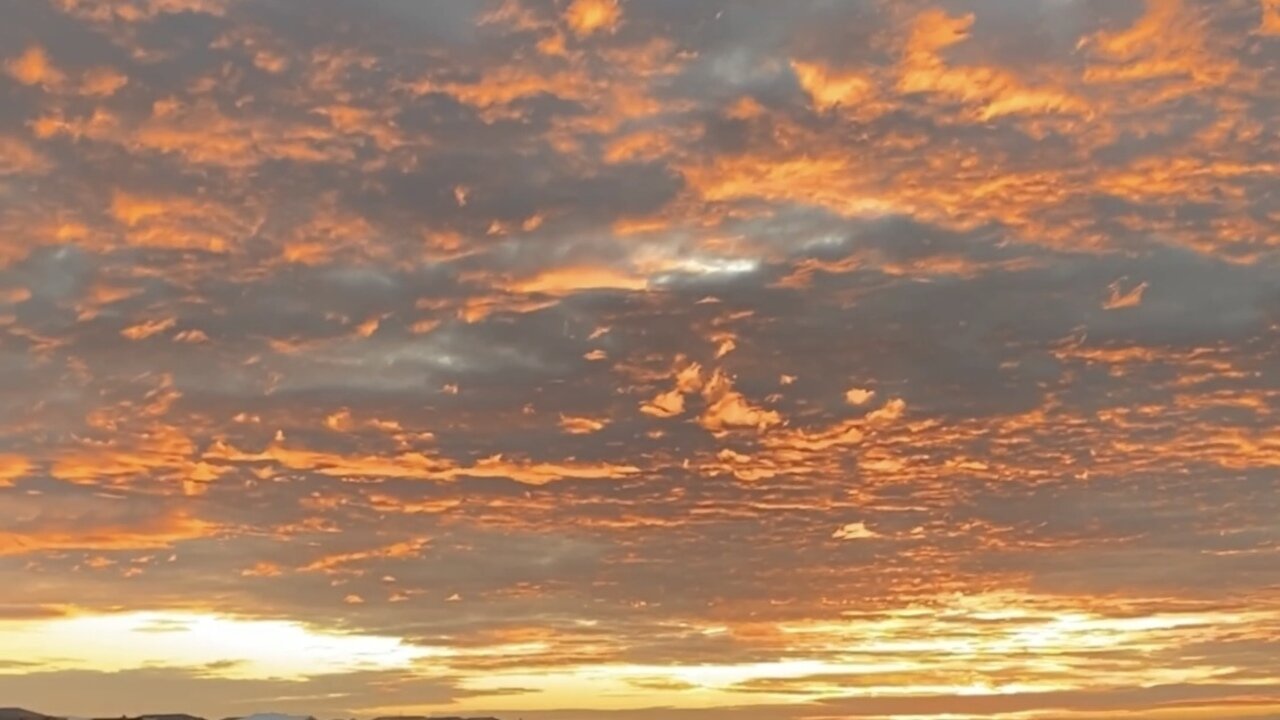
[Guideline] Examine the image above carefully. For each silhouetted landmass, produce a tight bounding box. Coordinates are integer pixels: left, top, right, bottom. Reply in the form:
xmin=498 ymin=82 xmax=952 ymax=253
xmin=4 ymin=711 xmax=498 ymax=720
xmin=93 ymin=715 xmax=206 ymax=720
xmin=0 ymin=709 xmax=56 ymax=720
xmin=93 ymin=714 xmax=208 ymax=720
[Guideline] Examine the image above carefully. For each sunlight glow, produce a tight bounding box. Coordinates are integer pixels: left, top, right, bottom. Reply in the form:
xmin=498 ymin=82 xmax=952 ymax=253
xmin=0 ymin=611 xmax=435 ymax=679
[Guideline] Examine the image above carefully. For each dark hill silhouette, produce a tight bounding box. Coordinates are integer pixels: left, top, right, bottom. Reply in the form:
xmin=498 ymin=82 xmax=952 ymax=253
xmin=0 ymin=711 xmax=501 ymax=720
xmin=0 ymin=709 xmax=56 ymax=720
xmin=372 ymin=716 xmax=501 ymax=720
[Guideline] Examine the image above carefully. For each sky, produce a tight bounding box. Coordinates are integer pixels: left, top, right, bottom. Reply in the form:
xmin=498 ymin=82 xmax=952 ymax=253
xmin=1 ymin=0 xmax=1279 ymax=718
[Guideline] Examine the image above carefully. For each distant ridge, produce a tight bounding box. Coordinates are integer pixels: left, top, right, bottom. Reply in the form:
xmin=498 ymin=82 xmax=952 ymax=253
xmin=91 ymin=714 xmax=205 ymax=720
xmin=0 ymin=709 xmax=57 ymax=720
xmin=0 ymin=712 xmax=501 ymax=720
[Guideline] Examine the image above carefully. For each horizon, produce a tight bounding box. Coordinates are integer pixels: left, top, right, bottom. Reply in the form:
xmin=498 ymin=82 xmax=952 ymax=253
xmin=2 ymin=1 xmax=1280 ymax=719
xmin=1 ymin=711 xmax=500 ymax=720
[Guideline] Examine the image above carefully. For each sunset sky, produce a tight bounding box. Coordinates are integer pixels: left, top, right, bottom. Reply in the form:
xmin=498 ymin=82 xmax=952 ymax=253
xmin=2 ymin=0 xmax=1280 ymax=718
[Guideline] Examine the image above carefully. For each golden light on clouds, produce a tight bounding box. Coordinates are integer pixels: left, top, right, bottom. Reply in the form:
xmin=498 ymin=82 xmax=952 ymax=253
xmin=4 ymin=45 xmax=64 ymax=88
xmin=563 ymin=0 xmax=622 ymax=37
xmin=0 ymin=612 xmax=433 ymax=679
xmin=2 ymin=0 xmax=1280 ymax=719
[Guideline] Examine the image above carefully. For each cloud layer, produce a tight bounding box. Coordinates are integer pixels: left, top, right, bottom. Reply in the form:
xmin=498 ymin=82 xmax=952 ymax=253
xmin=2 ymin=1 xmax=1279 ymax=718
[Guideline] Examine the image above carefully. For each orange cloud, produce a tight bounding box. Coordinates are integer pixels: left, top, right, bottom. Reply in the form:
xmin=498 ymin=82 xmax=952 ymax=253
xmin=240 ymin=561 xmax=283 ymax=578
xmin=0 ymin=287 xmax=31 ymax=304
xmin=120 ymin=317 xmax=177 ymax=340
xmin=899 ymin=9 xmax=1088 ymax=120
xmin=110 ymin=192 xmax=168 ymax=227
xmin=75 ymin=284 xmax=140 ymax=322
xmin=0 ymin=136 xmax=51 ymax=175
xmin=832 ymin=522 xmax=880 ymax=540
xmin=457 ymin=295 xmax=559 ymax=323
xmin=205 ymin=440 xmax=453 ymax=480
xmin=604 ymin=128 xmax=683 ymax=164
xmin=354 ymin=316 xmax=382 ymax=338
xmin=791 ymin=59 xmax=876 ymax=112
xmin=675 ymin=362 xmax=704 ymax=393
xmin=0 ymin=512 xmax=216 ymax=556
xmin=67 ymin=96 xmax=376 ymax=171
xmin=507 ymin=265 xmax=649 ymax=295
xmin=80 ymin=67 xmax=128 ymax=96
xmin=5 ymin=45 xmax=66 ymax=88
xmin=641 ymin=388 xmax=685 ymax=418
xmin=52 ymin=0 xmax=230 ymax=24
xmin=699 ymin=369 xmax=782 ymax=433
xmin=683 ymin=153 xmax=896 ymax=220
xmin=50 ymin=429 xmax=225 ymax=493
xmin=564 ymin=0 xmax=622 ymax=37
xmin=317 ymin=104 xmax=402 ymax=150
xmin=1264 ymin=0 xmax=1280 ymax=34
xmin=0 ymin=455 xmax=31 ymax=487
xmin=302 ymin=539 xmax=430 ymax=574
xmin=30 ymin=108 xmax=121 ymax=143
xmin=1082 ymin=0 xmax=1237 ymax=107
xmin=844 ymin=387 xmax=876 ymax=406
xmin=207 ymin=439 xmax=639 ymax=487
xmin=449 ymin=454 xmax=640 ymax=485
xmin=108 ymin=190 xmax=256 ymax=252
xmin=559 ymin=415 xmax=608 ymax=434
xmin=1103 ymin=279 xmax=1149 ymax=310
xmin=412 ymin=65 xmax=594 ymax=116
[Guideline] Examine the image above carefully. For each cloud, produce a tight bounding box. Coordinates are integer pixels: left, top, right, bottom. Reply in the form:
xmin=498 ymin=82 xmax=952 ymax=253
xmin=79 ymin=67 xmax=128 ymax=96
xmin=1 ymin=1 xmax=1278 ymax=717
xmin=564 ymin=0 xmax=622 ymax=37
xmin=5 ymin=45 xmax=65 ymax=88
xmin=699 ymin=370 xmax=783 ymax=433
xmin=843 ymin=387 xmax=875 ymax=406
xmin=791 ymin=60 xmax=875 ymax=113
xmin=507 ymin=266 xmax=649 ymax=295
xmin=1264 ymin=0 xmax=1280 ymax=34
xmin=559 ymin=415 xmax=608 ymax=434
xmin=0 ymin=455 xmax=32 ymax=487
xmin=0 ymin=137 xmax=52 ymax=175
xmin=641 ymin=388 xmax=685 ymax=418
xmin=831 ymin=522 xmax=879 ymax=540
xmin=0 ymin=512 xmax=216 ymax=556
xmin=1103 ymin=279 xmax=1149 ymax=310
